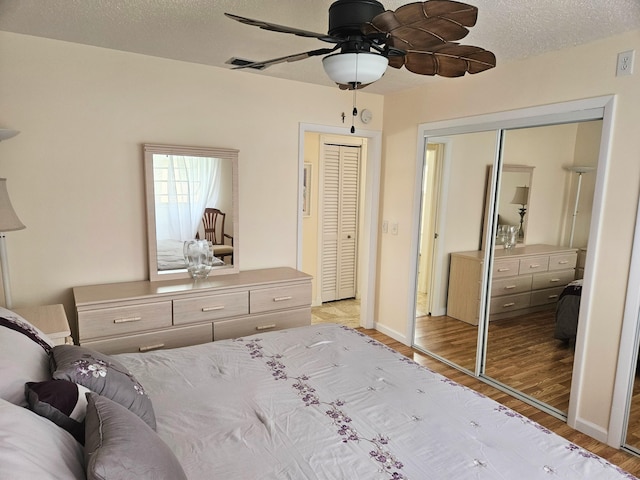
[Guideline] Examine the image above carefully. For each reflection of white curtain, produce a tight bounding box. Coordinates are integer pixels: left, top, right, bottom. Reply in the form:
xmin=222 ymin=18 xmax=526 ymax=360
xmin=155 ymin=155 xmax=220 ymax=241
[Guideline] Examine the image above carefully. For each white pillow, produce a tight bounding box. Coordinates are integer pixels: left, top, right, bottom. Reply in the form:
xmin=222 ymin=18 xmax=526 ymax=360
xmin=0 ymin=397 xmax=85 ymax=480
xmin=0 ymin=307 xmax=54 ymax=406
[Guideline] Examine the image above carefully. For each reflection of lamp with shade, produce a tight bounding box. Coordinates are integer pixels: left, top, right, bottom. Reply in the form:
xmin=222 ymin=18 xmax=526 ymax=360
xmin=510 ymin=186 xmax=529 ymax=239
xmin=0 ymin=129 xmax=25 ymax=309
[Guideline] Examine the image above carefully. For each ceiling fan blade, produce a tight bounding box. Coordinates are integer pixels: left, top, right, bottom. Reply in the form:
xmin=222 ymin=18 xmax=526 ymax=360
xmin=363 ymin=1 xmax=478 ymax=48
xmin=225 ymin=13 xmax=339 ymax=43
xmin=396 ymin=1 xmax=478 ymax=27
xmin=231 ymin=47 xmax=337 ymax=70
xmin=392 ymin=43 xmax=496 ymax=77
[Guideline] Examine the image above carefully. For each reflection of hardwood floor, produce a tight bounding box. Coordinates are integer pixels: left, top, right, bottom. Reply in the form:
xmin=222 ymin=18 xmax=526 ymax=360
xmin=626 ymin=374 xmax=640 ymax=450
xmin=414 ymin=309 xmax=574 ymax=413
xmin=360 ymin=327 xmax=640 ymax=478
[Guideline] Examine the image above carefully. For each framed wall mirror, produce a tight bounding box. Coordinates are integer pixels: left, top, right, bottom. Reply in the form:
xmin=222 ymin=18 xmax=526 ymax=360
xmin=144 ymin=144 xmax=239 ymax=281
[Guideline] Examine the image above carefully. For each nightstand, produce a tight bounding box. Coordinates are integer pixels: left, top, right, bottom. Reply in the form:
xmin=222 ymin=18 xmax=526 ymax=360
xmin=13 ymin=304 xmax=72 ymax=346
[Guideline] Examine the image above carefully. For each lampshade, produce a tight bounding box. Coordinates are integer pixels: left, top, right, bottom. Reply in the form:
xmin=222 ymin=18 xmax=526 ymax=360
xmin=566 ymin=165 xmax=595 ymax=174
xmin=322 ymin=52 xmax=388 ymax=85
xmin=0 ymin=179 xmax=25 ymax=232
xmin=510 ymin=186 xmax=529 ymax=206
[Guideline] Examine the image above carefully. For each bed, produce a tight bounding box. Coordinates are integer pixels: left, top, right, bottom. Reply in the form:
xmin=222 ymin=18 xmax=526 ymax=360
xmin=555 ymin=279 xmax=582 ymax=342
xmin=156 ymin=238 xmax=225 ymax=271
xmin=1 ymin=306 xmax=637 ymax=479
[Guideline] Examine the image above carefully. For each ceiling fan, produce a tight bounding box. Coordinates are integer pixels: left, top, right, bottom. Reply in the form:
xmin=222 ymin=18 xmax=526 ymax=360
xmin=225 ymin=0 xmax=496 ymax=90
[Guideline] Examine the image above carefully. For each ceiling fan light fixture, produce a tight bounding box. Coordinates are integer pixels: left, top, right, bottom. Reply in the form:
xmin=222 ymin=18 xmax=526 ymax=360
xmin=322 ymin=52 xmax=388 ymax=86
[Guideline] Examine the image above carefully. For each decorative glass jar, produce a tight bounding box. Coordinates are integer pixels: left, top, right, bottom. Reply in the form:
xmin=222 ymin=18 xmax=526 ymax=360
xmin=183 ymin=239 xmax=214 ymax=279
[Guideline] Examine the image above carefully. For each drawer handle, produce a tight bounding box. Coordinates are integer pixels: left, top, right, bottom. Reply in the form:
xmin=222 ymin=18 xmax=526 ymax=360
xmin=202 ymin=305 xmax=225 ymax=312
xmin=113 ymin=316 xmax=142 ymax=324
xmin=497 ymin=268 xmax=510 ymax=272
xmin=548 ymin=295 xmax=559 ymax=299
xmin=550 ymin=278 xmax=561 ymax=283
xmin=502 ymin=302 xmax=516 ymax=308
xmin=558 ymin=260 xmax=569 ymax=264
xmin=256 ymin=324 xmax=276 ymax=331
xmin=273 ymin=296 xmax=292 ymax=302
xmin=504 ymin=285 xmax=517 ymax=290
xmin=139 ymin=343 xmax=165 ymax=352
xmin=529 ymin=264 xmax=541 ymax=269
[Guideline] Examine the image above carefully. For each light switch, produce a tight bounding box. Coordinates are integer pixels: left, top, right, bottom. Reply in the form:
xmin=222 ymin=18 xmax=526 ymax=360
xmin=391 ymin=222 xmax=398 ymax=235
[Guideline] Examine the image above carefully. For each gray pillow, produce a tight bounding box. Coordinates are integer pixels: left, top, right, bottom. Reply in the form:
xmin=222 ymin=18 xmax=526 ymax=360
xmin=85 ymin=392 xmax=187 ymax=480
xmin=50 ymin=345 xmax=156 ymax=430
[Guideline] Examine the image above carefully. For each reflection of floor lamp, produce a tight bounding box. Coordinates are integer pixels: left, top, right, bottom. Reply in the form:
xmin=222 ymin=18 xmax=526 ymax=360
xmin=566 ymin=165 xmax=595 ymax=248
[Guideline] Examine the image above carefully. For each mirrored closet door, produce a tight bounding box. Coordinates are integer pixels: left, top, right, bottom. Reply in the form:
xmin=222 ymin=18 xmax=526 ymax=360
xmin=483 ymin=121 xmax=601 ymax=416
xmin=413 ymin=131 xmax=498 ymax=373
xmin=411 ymin=107 xmax=605 ymax=418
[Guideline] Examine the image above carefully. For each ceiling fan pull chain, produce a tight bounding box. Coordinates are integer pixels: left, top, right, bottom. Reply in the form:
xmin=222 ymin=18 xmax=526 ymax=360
xmin=351 ymin=89 xmax=357 ymax=134
xmin=351 ymin=55 xmax=358 ymax=134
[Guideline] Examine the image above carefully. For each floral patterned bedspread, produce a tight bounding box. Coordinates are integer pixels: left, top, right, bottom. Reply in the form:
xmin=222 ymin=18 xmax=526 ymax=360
xmin=115 ymin=324 xmax=636 ymax=480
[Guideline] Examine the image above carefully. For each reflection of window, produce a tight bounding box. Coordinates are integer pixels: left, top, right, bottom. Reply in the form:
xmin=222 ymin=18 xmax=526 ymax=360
xmin=154 ymin=155 xmax=202 ymax=205
xmin=153 ymin=154 xmax=220 ymax=241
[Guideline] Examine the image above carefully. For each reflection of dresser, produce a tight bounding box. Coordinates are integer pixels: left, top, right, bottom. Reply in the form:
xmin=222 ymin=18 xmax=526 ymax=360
xmin=447 ymin=244 xmax=577 ymax=325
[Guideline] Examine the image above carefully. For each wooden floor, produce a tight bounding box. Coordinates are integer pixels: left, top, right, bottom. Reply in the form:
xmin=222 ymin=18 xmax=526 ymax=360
xmin=359 ymin=327 xmax=640 ymax=478
xmin=414 ymin=309 xmax=574 ymax=413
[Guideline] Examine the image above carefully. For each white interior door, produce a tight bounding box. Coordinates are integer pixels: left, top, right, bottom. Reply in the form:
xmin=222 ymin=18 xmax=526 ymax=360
xmin=320 ymin=142 xmax=361 ymax=302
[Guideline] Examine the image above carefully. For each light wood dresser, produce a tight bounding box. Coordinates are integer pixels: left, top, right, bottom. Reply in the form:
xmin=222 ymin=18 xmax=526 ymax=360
xmin=447 ymin=244 xmax=577 ymax=325
xmin=73 ymin=267 xmax=312 ymax=355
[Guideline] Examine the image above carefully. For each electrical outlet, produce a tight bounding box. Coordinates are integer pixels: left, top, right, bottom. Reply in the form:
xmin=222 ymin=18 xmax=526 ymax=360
xmin=391 ymin=222 xmax=398 ymax=235
xmin=382 ymin=220 xmax=388 ymax=234
xmin=616 ymin=50 xmax=635 ymax=76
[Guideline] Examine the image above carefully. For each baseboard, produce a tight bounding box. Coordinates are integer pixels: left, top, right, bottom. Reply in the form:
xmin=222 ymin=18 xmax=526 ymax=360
xmin=374 ymin=322 xmax=411 ymax=346
xmin=571 ymin=417 xmax=609 ymax=444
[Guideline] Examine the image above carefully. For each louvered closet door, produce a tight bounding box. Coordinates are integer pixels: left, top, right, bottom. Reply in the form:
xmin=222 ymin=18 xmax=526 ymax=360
xmin=321 ymin=143 xmax=360 ymax=302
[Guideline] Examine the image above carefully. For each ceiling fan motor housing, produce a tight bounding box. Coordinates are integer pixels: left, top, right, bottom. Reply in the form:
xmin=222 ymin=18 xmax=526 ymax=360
xmin=328 ymin=0 xmax=385 ymax=37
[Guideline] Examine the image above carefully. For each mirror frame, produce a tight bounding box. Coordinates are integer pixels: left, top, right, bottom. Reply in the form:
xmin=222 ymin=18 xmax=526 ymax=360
xmin=482 ymin=164 xmax=534 ymax=250
xmin=144 ymin=143 xmax=239 ymax=281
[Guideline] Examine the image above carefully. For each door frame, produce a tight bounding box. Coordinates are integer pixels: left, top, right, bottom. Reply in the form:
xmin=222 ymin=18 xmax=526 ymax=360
xmin=609 ymin=192 xmax=640 ymax=448
xmin=297 ymin=123 xmax=382 ymax=329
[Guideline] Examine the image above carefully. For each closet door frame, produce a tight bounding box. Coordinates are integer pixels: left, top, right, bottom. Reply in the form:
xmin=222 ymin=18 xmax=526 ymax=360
xmin=609 ymin=193 xmax=640 ymax=449
xmin=407 ymin=95 xmax=616 ymax=436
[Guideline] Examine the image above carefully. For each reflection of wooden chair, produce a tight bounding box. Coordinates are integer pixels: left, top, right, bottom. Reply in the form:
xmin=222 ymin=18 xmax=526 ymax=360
xmin=200 ymin=208 xmax=233 ymax=263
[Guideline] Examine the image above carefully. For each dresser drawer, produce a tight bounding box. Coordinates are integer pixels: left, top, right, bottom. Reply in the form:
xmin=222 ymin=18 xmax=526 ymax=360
xmin=81 ymin=323 xmax=213 ymax=355
xmin=530 ymin=287 xmax=565 ymax=307
xmin=214 ymin=307 xmax=311 ymax=341
xmin=173 ymin=291 xmax=248 ymax=326
xmin=78 ymin=301 xmax=172 ymax=341
xmin=532 ymin=269 xmax=576 ymax=290
xmin=549 ymin=252 xmax=577 ymax=271
xmin=492 ymin=258 xmax=520 ymax=278
xmin=491 ymin=275 xmax=532 ymax=297
xmin=519 ymin=255 xmax=549 ymax=275
xmin=489 ymin=292 xmax=530 ymax=314
xmin=250 ymin=282 xmax=311 ymax=314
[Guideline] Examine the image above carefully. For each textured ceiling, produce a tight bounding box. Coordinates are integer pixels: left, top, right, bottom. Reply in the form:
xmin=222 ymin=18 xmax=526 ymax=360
xmin=1 ymin=0 xmax=639 ymax=94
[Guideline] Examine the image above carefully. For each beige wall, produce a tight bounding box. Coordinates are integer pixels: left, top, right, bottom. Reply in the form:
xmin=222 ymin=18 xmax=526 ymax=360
xmin=0 ymin=32 xmax=383 ymax=329
xmin=377 ymin=29 xmax=640 ymax=438
xmin=301 ymin=132 xmax=320 ymax=301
